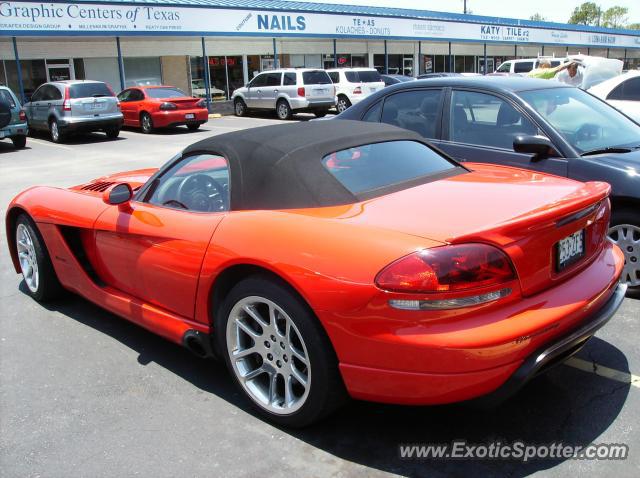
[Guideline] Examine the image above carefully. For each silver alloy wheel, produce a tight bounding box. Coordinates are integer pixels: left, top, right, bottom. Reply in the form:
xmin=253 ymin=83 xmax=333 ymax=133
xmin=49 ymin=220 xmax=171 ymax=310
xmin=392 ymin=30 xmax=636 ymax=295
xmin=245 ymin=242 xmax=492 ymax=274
xmin=235 ymin=100 xmax=245 ymax=115
xmin=336 ymin=98 xmax=349 ymax=113
xmin=609 ymin=223 xmax=640 ymax=287
xmin=142 ymin=114 xmax=152 ymax=132
xmin=50 ymin=121 xmax=59 ymax=142
xmin=226 ymin=296 xmax=311 ymax=415
xmin=277 ymin=102 xmax=289 ymax=119
xmin=16 ymin=224 xmax=39 ymax=293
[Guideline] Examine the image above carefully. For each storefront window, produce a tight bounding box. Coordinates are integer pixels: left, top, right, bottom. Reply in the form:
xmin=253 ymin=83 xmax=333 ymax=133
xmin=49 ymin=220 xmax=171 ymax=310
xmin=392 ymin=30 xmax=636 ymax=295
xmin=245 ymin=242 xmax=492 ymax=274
xmin=374 ymin=54 xmax=413 ymax=75
xmin=190 ymin=55 xmax=244 ymax=101
xmin=4 ymin=59 xmax=46 ymax=100
xmin=124 ymin=57 xmax=162 ymax=87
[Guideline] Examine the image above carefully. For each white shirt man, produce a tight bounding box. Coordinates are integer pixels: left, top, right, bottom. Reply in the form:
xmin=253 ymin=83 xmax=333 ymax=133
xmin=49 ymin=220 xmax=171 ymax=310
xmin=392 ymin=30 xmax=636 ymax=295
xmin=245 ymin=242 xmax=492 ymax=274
xmin=556 ymin=64 xmax=583 ymax=87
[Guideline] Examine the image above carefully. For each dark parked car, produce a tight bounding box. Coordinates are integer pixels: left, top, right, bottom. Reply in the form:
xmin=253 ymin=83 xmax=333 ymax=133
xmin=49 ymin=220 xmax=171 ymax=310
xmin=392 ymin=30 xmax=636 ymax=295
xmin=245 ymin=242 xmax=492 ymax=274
xmin=337 ymin=76 xmax=640 ymax=290
xmin=380 ymin=74 xmax=415 ymax=86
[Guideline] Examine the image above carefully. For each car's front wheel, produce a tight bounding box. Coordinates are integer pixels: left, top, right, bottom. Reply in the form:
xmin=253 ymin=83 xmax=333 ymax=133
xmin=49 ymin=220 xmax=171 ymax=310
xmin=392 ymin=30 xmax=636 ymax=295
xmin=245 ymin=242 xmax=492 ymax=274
xmin=609 ymin=208 xmax=640 ymax=293
xmin=105 ymin=128 xmax=120 ymax=139
xmin=217 ymin=276 xmax=346 ymax=427
xmin=276 ymin=99 xmax=292 ymax=120
xmin=14 ymin=214 xmax=64 ymax=302
xmin=140 ymin=112 xmax=154 ymax=134
xmin=11 ymin=135 xmax=27 ymax=149
xmin=234 ymin=98 xmax=247 ymax=117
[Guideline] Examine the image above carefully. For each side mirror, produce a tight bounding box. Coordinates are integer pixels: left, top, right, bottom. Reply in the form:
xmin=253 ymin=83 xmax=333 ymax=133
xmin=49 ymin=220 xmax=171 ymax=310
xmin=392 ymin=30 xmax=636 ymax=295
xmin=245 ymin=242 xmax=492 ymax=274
xmin=513 ymin=135 xmax=556 ymax=160
xmin=103 ymin=183 xmax=133 ymax=206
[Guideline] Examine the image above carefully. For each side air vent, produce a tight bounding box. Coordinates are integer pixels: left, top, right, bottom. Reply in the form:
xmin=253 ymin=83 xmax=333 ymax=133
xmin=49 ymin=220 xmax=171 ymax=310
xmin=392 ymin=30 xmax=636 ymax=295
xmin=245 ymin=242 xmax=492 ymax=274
xmin=81 ymin=181 xmax=115 ymax=192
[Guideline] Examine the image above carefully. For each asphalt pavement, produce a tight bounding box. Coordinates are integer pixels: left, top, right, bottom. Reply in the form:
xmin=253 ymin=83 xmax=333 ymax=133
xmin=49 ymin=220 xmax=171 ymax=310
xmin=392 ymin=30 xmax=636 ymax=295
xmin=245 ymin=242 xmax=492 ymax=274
xmin=1 ymin=115 xmax=639 ymax=478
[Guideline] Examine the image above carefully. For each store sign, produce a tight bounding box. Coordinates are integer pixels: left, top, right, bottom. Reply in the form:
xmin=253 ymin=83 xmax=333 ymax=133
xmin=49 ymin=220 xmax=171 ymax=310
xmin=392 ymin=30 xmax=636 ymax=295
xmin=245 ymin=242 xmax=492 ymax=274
xmin=1 ymin=1 xmax=639 ymax=48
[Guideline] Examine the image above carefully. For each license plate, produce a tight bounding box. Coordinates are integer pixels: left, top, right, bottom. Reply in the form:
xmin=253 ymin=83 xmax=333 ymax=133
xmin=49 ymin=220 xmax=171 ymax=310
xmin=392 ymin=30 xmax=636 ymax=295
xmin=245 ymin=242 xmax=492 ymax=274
xmin=185 ymin=113 xmax=195 ymax=119
xmin=556 ymin=229 xmax=585 ymax=271
xmin=312 ymin=88 xmax=326 ymax=96
xmin=86 ymin=103 xmax=103 ymax=110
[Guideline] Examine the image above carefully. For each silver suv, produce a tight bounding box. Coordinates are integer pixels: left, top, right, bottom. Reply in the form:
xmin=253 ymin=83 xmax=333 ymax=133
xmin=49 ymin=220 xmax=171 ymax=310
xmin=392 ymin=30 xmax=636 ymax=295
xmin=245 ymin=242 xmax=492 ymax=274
xmin=24 ymin=80 xmax=123 ymax=143
xmin=232 ymin=69 xmax=335 ymax=120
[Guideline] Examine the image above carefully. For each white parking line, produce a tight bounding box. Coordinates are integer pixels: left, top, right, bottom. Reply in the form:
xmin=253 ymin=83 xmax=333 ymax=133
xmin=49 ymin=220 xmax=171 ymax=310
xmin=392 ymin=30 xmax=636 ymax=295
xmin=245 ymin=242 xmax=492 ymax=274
xmin=27 ymin=138 xmax=74 ymax=150
xmin=564 ymin=357 xmax=640 ymax=388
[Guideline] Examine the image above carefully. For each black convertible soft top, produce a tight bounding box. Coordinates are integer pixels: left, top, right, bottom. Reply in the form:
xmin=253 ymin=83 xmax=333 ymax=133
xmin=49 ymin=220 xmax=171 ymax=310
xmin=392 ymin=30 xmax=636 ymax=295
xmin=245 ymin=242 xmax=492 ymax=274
xmin=182 ymin=119 xmax=462 ymax=210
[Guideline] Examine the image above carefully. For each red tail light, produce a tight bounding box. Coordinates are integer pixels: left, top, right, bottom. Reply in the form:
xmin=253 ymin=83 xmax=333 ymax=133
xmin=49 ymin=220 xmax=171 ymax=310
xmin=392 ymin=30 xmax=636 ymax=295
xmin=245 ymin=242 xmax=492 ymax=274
xmin=63 ymin=87 xmax=71 ymax=111
xmin=353 ymin=86 xmax=362 ymax=94
xmin=297 ymin=87 xmax=305 ymax=97
xmin=159 ymin=102 xmax=178 ymax=111
xmin=376 ymin=244 xmax=516 ymax=294
xmin=19 ymin=110 xmax=26 ymax=121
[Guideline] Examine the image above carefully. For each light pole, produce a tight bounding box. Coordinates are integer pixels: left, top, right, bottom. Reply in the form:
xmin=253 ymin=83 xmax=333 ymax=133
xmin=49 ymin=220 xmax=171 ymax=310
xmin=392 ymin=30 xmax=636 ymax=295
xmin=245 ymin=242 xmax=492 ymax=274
xmin=463 ymin=0 xmax=467 ymax=14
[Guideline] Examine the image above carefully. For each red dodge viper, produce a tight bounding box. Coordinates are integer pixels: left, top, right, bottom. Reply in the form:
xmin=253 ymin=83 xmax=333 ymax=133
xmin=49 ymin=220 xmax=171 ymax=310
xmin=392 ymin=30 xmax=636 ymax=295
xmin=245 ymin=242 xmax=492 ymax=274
xmin=6 ymin=121 xmax=625 ymax=427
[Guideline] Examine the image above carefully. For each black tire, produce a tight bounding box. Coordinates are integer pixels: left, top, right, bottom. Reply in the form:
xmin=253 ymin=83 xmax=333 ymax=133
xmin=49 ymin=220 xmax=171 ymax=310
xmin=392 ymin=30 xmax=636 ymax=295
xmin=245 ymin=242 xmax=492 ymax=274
xmin=216 ymin=275 xmax=347 ymax=427
xmin=234 ymin=98 xmax=247 ymax=117
xmin=11 ymin=135 xmax=27 ymax=149
xmin=187 ymin=123 xmax=200 ymax=131
xmin=140 ymin=112 xmax=154 ymax=134
xmin=49 ymin=118 xmax=64 ymax=143
xmin=609 ymin=208 xmax=640 ymax=294
xmin=105 ymin=128 xmax=120 ymax=139
xmin=276 ymin=99 xmax=293 ymax=120
xmin=14 ymin=214 xmax=64 ymax=302
xmin=336 ymin=95 xmax=351 ymax=114
xmin=314 ymin=110 xmax=328 ymax=118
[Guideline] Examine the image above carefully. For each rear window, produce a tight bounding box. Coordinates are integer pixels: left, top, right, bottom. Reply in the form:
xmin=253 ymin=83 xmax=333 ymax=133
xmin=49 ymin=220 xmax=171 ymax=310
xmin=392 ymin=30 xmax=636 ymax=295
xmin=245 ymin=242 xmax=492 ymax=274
xmin=145 ymin=88 xmax=187 ymax=99
xmin=0 ymin=89 xmax=17 ymax=108
xmin=345 ymin=70 xmax=383 ymax=83
xmin=302 ymin=70 xmax=332 ymax=85
xmin=322 ymin=141 xmax=456 ymax=195
xmin=69 ymin=82 xmax=113 ymax=99
xmin=513 ymin=62 xmax=534 ymax=73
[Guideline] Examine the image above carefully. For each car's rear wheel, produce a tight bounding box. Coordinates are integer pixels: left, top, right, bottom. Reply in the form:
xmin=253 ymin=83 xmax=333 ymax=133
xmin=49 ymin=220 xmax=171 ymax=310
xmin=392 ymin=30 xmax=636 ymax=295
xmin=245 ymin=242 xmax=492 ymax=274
xmin=11 ymin=135 xmax=27 ymax=149
xmin=336 ymin=95 xmax=351 ymax=113
xmin=609 ymin=209 xmax=640 ymax=293
xmin=49 ymin=118 xmax=64 ymax=143
xmin=187 ymin=123 xmax=200 ymax=131
xmin=234 ymin=98 xmax=247 ymax=117
xmin=14 ymin=214 xmax=64 ymax=302
xmin=276 ymin=99 xmax=292 ymax=120
xmin=140 ymin=112 xmax=154 ymax=134
xmin=217 ymin=276 xmax=346 ymax=427
xmin=105 ymin=128 xmax=120 ymax=139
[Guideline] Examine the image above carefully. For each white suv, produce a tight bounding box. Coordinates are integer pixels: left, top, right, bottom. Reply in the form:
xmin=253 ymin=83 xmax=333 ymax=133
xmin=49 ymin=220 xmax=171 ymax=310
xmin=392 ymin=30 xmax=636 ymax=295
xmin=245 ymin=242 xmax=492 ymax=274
xmin=326 ymin=68 xmax=386 ymax=113
xmin=232 ymin=69 xmax=335 ymax=120
xmin=494 ymin=57 xmax=567 ymax=75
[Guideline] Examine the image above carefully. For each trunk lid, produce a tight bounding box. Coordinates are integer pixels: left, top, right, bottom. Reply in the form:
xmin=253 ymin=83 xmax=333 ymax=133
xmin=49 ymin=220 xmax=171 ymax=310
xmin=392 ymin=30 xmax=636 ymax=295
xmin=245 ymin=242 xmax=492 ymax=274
xmin=160 ymin=97 xmax=203 ymax=109
xmin=315 ymin=163 xmax=611 ymax=296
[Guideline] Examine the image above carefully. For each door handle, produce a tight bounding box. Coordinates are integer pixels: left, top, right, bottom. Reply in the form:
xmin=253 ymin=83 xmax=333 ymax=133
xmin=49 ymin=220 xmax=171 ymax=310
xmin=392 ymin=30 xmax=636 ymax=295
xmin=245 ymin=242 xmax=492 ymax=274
xmin=274 ymin=89 xmax=279 ymax=93
xmin=47 ymin=103 xmax=51 ymax=106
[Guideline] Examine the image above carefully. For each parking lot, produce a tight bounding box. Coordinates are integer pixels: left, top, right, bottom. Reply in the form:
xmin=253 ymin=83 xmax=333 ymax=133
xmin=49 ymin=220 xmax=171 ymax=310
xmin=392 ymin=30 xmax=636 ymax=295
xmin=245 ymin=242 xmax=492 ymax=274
xmin=1 ymin=117 xmax=639 ymax=477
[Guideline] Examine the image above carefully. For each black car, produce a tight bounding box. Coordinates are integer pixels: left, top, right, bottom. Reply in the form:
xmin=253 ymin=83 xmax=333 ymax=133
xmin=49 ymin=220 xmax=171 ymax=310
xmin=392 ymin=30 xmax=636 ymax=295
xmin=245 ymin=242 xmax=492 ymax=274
xmin=380 ymin=74 xmax=415 ymax=86
xmin=337 ymin=76 xmax=640 ymax=291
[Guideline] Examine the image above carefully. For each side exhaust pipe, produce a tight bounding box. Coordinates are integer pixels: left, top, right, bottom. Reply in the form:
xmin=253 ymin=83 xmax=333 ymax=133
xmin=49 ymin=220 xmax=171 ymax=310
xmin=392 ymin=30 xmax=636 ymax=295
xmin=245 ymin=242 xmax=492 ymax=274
xmin=182 ymin=330 xmax=216 ymax=359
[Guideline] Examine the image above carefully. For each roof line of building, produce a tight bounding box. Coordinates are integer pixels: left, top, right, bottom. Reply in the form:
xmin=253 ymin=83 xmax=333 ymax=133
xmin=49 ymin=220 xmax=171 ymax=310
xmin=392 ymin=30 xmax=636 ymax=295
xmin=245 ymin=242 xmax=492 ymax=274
xmin=70 ymin=0 xmax=640 ymax=36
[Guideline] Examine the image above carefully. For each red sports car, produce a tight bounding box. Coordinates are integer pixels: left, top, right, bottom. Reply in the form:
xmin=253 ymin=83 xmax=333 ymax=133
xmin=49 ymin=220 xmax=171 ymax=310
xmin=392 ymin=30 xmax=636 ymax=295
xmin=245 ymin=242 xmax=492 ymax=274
xmin=117 ymin=85 xmax=208 ymax=133
xmin=6 ymin=121 xmax=625 ymax=427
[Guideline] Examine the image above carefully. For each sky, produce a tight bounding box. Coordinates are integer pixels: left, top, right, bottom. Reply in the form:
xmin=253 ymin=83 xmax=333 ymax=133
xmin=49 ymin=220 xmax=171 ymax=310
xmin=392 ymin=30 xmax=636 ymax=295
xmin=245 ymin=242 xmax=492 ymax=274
xmin=281 ymin=0 xmax=640 ymax=25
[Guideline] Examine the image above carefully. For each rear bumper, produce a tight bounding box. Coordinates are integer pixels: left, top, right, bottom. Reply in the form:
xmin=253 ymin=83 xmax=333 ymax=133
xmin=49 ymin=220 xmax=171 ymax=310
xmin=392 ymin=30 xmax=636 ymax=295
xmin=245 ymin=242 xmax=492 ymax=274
xmin=335 ymin=242 xmax=625 ymax=405
xmin=59 ymin=113 xmax=123 ymax=132
xmin=151 ymin=109 xmax=209 ymax=128
xmin=0 ymin=121 xmax=28 ymax=138
xmin=289 ymin=98 xmax=335 ymax=110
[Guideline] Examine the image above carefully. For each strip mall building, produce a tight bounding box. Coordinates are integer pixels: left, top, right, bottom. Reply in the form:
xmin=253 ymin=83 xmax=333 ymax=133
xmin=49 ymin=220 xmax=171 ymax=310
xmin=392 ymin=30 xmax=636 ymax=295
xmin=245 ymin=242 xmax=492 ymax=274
xmin=1 ymin=0 xmax=640 ymax=104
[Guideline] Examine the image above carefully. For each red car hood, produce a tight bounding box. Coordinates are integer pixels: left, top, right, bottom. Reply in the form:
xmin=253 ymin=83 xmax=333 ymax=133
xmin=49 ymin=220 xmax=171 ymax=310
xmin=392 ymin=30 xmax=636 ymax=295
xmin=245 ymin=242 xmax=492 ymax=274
xmin=71 ymin=168 xmax=158 ymax=193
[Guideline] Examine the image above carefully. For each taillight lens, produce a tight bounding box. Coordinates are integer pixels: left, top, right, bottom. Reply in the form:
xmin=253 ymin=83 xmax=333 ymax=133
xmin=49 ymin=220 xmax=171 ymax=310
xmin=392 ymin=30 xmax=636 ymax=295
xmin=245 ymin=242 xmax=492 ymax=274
xmin=19 ymin=110 xmax=26 ymax=121
xmin=63 ymin=87 xmax=71 ymax=111
xmin=297 ymin=87 xmax=305 ymax=97
xmin=376 ymin=244 xmax=516 ymax=294
xmin=159 ymin=102 xmax=177 ymax=111
xmin=353 ymin=86 xmax=362 ymax=94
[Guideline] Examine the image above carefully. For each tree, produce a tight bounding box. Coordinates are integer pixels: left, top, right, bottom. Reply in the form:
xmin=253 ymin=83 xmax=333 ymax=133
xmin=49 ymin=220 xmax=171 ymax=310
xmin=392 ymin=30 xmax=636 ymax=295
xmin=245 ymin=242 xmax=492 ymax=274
xmin=602 ymin=6 xmax=628 ymax=28
xmin=529 ymin=13 xmax=547 ymax=21
xmin=627 ymin=23 xmax=640 ymax=30
xmin=568 ymin=2 xmax=602 ymax=25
